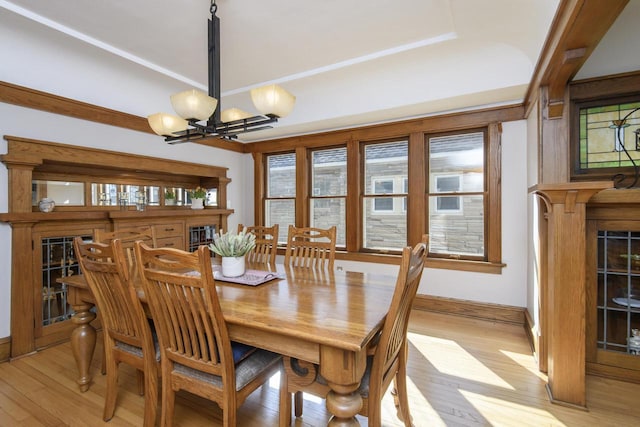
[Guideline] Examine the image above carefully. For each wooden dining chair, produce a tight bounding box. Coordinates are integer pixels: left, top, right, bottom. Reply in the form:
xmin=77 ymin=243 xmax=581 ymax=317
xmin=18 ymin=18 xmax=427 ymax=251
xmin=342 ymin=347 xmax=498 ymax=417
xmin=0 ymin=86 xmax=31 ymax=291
xmin=238 ymin=223 xmax=279 ymax=265
xmin=134 ymin=242 xmax=283 ymax=427
xmin=279 ymin=236 xmax=428 ymax=427
xmin=94 ymin=227 xmax=156 ymax=280
xmin=94 ymin=227 xmax=157 ymax=375
xmin=283 ymin=225 xmax=337 ymax=270
xmin=73 ymin=237 xmax=159 ymax=427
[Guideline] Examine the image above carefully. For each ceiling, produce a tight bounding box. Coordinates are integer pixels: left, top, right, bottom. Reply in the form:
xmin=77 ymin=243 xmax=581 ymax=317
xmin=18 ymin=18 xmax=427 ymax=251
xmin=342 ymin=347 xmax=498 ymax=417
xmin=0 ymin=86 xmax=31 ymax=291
xmin=1 ymin=0 xmax=569 ymax=142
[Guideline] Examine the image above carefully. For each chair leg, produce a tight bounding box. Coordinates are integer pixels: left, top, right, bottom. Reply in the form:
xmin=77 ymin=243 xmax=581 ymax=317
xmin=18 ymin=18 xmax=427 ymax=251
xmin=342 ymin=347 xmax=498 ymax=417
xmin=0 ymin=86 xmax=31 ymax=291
xmin=103 ymin=355 xmax=119 ymax=421
xmin=142 ymin=370 xmax=158 ymax=427
xmin=101 ymin=347 xmax=106 ymax=375
xmin=136 ymin=369 xmax=145 ymax=395
xmin=394 ymin=370 xmax=413 ymax=426
xmin=161 ymin=376 xmax=175 ymax=427
xmin=294 ymin=391 xmax=304 ymax=417
xmin=222 ymin=395 xmax=237 ymax=427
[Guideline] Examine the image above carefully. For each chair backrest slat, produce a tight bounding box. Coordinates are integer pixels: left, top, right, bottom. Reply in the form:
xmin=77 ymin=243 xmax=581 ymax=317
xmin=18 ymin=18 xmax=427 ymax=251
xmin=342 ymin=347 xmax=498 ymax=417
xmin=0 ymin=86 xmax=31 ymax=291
xmin=238 ymin=224 xmax=279 ymax=265
xmin=284 ymin=225 xmax=336 ymax=270
xmin=135 ymin=243 xmax=230 ymax=377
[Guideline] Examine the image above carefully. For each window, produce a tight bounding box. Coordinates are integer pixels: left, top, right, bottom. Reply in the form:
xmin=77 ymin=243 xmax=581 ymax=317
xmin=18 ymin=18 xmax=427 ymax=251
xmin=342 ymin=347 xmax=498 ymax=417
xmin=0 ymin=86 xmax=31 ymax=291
xmin=427 ymin=131 xmax=485 ymax=259
xmin=578 ymin=101 xmax=640 ymax=170
xmin=265 ymin=152 xmax=296 ymax=244
xmin=256 ymin=111 xmax=503 ymax=273
xmin=571 ymin=96 xmax=640 ymax=188
xmin=310 ymin=147 xmax=347 ymax=246
xmin=362 ymin=140 xmax=408 ymax=251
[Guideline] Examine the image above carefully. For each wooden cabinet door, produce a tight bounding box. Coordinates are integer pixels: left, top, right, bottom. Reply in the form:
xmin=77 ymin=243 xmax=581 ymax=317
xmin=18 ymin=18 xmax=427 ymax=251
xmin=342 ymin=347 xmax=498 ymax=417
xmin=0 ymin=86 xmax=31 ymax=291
xmin=586 ymin=219 xmax=640 ymax=383
xmin=32 ymin=222 xmax=104 ymax=349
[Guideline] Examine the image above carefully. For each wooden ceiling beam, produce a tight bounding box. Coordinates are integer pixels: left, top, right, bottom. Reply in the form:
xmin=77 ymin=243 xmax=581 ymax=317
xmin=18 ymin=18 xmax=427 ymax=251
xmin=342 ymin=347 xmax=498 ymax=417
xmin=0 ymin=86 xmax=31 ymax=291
xmin=523 ymin=0 xmax=629 ymax=119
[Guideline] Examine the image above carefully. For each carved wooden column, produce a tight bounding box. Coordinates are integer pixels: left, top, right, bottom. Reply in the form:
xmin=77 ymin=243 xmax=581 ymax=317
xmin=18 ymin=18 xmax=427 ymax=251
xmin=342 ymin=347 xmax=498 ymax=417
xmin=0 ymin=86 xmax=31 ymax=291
xmin=530 ymin=182 xmax=612 ymax=408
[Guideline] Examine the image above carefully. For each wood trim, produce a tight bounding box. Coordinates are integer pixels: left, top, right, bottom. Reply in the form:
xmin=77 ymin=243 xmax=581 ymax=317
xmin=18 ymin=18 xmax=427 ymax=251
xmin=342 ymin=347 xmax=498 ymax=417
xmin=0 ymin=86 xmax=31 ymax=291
xmin=0 ymin=336 xmax=10 ymax=363
xmin=523 ymin=0 xmax=629 ymax=118
xmin=346 ymin=138 xmax=361 ymax=251
xmin=413 ymin=295 xmax=525 ymax=326
xmin=587 ymin=362 xmax=640 ymax=384
xmin=570 ymin=71 xmax=640 ymax=101
xmin=524 ymin=309 xmax=537 ymax=356
xmin=245 ymin=105 xmax=524 ymax=153
xmin=0 ymin=81 xmax=246 ymax=153
xmin=425 ymin=257 xmax=505 ymax=274
xmin=2 ymin=136 xmax=229 ymax=178
xmin=407 ymin=132 xmax=425 ymax=247
xmin=487 ymin=123 xmax=502 ymax=264
xmin=0 ymin=81 xmax=153 ymax=134
xmin=253 ymin=152 xmax=265 ymax=225
xmin=295 ymin=146 xmax=308 ymax=227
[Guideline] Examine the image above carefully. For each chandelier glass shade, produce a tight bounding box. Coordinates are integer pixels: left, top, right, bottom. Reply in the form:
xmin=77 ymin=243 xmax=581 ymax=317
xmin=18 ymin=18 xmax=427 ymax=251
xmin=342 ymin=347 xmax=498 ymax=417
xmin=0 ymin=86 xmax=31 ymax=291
xmin=250 ymin=84 xmax=296 ymax=118
xmin=148 ymin=1 xmax=295 ymax=143
xmin=170 ymin=89 xmax=218 ymax=122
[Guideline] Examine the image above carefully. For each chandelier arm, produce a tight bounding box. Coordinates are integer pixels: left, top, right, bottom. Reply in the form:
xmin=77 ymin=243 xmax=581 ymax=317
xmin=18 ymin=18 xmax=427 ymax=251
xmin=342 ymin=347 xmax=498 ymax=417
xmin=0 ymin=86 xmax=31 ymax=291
xmin=162 ymin=116 xmax=277 ymax=144
xmin=613 ymin=107 xmax=640 ymax=189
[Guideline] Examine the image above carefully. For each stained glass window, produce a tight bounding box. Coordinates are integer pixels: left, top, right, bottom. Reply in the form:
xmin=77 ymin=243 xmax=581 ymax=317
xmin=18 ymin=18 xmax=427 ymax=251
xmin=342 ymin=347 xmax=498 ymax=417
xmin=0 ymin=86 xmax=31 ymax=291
xmin=579 ymin=102 xmax=640 ymax=170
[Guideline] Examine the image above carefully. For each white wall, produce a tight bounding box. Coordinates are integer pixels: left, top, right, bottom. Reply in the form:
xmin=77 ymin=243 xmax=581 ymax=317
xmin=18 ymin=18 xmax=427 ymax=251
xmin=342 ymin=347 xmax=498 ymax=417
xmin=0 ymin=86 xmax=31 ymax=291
xmin=334 ymin=120 xmax=529 ymax=308
xmin=0 ymin=8 xmax=253 ymax=338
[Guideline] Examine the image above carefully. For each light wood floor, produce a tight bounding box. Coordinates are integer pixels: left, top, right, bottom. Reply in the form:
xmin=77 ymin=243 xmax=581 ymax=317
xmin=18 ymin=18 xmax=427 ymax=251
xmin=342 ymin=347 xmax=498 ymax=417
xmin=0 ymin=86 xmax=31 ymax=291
xmin=1 ymin=310 xmax=640 ymax=426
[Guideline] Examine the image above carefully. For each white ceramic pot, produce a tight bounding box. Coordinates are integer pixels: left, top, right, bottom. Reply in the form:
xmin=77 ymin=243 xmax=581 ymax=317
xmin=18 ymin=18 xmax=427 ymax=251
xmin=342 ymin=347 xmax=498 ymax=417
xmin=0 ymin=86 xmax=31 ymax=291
xmin=191 ymin=198 xmax=204 ymax=209
xmin=221 ymin=256 xmax=245 ymax=277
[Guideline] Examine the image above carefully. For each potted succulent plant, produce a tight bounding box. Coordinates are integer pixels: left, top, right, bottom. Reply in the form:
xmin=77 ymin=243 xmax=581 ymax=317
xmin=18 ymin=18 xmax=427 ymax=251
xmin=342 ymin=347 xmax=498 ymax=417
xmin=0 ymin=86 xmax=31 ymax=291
xmin=208 ymin=228 xmax=256 ymax=277
xmin=188 ymin=186 xmax=207 ymax=209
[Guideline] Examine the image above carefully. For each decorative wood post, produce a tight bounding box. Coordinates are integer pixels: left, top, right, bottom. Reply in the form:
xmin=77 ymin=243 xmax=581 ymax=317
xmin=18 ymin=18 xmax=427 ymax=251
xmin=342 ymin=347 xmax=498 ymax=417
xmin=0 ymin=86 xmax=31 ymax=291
xmin=530 ymin=182 xmax=612 ymax=408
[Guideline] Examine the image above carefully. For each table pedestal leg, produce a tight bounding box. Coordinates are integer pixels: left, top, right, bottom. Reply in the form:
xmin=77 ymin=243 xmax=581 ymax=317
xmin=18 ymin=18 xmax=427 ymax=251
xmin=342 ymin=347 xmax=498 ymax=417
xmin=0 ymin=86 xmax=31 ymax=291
xmin=321 ymin=346 xmax=366 ymax=426
xmin=70 ymin=302 xmax=96 ymax=392
xmin=326 ymin=385 xmax=362 ymax=426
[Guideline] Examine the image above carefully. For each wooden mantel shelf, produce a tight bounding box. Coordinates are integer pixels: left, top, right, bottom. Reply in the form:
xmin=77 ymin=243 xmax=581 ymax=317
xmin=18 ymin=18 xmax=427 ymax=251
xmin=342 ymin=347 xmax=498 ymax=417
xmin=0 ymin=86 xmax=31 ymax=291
xmin=529 ymin=181 xmax=613 ymax=204
xmin=529 ymin=181 xmax=612 ymax=409
xmin=0 ymin=209 xmax=234 ymax=224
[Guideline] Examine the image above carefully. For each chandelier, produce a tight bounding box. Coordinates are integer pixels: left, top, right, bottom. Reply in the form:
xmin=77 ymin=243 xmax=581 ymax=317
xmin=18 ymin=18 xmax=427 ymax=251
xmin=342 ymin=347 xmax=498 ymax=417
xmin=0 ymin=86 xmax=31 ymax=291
xmin=147 ymin=1 xmax=296 ymax=144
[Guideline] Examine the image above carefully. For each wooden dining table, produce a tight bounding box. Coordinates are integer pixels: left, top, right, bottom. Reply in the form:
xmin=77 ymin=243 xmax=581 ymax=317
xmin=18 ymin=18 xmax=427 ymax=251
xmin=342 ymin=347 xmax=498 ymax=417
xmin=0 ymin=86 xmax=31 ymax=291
xmin=61 ymin=263 xmax=397 ymax=426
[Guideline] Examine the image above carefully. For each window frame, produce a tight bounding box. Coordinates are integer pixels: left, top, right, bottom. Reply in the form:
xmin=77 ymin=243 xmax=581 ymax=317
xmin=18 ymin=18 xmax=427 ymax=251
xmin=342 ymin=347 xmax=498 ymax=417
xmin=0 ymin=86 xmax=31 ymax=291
xmin=570 ymin=93 xmax=640 ymax=186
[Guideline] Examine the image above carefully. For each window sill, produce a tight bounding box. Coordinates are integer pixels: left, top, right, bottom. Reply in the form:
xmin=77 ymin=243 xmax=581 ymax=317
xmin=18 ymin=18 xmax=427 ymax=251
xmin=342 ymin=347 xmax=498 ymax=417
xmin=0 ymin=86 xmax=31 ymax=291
xmin=330 ymin=250 xmax=506 ymax=274
xmin=425 ymin=257 xmax=505 ymax=274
